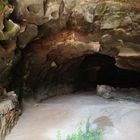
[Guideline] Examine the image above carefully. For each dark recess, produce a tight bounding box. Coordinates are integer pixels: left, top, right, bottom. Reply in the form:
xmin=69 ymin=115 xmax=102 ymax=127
xmin=77 ymin=54 xmax=140 ymax=90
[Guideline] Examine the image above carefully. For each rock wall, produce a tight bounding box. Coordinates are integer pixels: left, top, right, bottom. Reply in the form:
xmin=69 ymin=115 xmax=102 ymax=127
xmin=0 ymin=91 xmax=19 ymax=140
xmin=0 ymin=3 xmax=20 ymax=138
xmin=11 ymin=0 xmax=140 ymax=73
xmin=0 ymin=0 xmax=140 ymax=98
xmin=0 ymin=0 xmax=20 ymax=87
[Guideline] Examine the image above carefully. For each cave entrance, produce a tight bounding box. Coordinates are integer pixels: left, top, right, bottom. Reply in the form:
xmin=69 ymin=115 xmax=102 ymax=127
xmin=37 ymin=53 xmax=140 ymax=98
xmin=75 ymin=54 xmax=140 ymax=91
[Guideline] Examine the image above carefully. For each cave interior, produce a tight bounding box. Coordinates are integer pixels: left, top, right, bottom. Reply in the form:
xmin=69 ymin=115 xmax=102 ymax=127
xmin=21 ymin=53 xmax=140 ymax=100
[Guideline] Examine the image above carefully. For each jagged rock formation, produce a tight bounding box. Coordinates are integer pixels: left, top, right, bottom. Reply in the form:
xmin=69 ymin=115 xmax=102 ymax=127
xmin=0 ymin=0 xmax=140 ymax=98
xmin=0 ymin=1 xmax=20 ymax=87
xmin=10 ymin=0 xmax=140 ymax=71
xmin=12 ymin=0 xmax=140 ymax=98
xmin=0 ymin=90 xmax=20 ymax=140
xmin=0 ymin=2 xmax=20 ymax=140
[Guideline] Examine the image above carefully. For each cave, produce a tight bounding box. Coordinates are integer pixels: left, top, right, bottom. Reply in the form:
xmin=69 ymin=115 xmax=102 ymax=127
xmin=75 ymin=54 xmax=140 ymax=90
xmin=30 ymin=53 xmax=140 ymax=96
xmin=13 ymin=46 xmax=140 ymax=102
xmin=1 ymin=0 xmax=140 ymax=140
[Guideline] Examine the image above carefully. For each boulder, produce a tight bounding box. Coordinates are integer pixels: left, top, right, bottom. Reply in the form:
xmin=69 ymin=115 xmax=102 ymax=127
xmin=0 ymin=90 xmax=20 ymax=140
xmin=18 ymin=24 xmax=38 ymax=48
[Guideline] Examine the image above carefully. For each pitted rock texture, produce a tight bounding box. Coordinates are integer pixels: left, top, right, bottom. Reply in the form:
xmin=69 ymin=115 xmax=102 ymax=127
xmin=0 ymin=0 xmax=140 ymax=99
xmin=0 ymin=91 xmax=19 ymax=140
xmin=0 ymin=3 xmax=20 ymax=41
xmin=0 ymin=1 xmax=20 ymax=86
xmin=11 ymin=0 xmax=140 ymax=71
xmin=97 ymin=84 xmax=140 ymax=101
xmin=5 ymin=0 xmax=139 ymax=100
xmin=0 ymin=41 xmax=20 ymax=86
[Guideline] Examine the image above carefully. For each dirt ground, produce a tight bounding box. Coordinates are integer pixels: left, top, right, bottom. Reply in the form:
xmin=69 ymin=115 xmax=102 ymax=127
xmin=5 ymin=92 xmax=140 ymax=140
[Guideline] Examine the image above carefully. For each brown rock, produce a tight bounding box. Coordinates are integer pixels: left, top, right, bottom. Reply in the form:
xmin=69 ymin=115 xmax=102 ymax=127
xmin=18 ymin=24 xmax=38 ymax=48
xmin=0 ymin=91 xmax=19 ymax=140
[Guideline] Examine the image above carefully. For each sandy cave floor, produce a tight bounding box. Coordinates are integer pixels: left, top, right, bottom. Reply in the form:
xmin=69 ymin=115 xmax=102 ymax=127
xmin=5 ymin=92 xmax=140 ymax=140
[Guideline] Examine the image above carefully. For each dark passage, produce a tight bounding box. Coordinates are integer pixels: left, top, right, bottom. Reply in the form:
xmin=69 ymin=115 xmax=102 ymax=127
xmin=11 ymin=53 xmax=140 ymax=101
xmin=76 ymin=54 xmax=140 ymax=90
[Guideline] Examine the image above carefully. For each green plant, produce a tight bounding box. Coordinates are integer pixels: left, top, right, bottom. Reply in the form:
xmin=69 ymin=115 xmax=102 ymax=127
xmin=56 ymin=130 xmax=62 ymax=140
xmin=56 ymin=118 xmax=103 ymax=140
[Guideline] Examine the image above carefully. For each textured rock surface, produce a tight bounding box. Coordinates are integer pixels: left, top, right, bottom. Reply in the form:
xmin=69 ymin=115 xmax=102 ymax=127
xmin=0 ymin=41 xmax=20 ymax=86
xmin=18 ymin=24 xmax=38 ymax=48
xmin=4 ymin=0 xmax=138 ymax=100
xmin=97 ymin=85 xmax=140 ymax=101
xmin=12 ymin=0 xmax=140 ymax=71
xmin=0 ymin=4 xmax=20 ymax=40
xmin=0 ymin=2 xmax=21 ymax=131
xmin=0 ymin=0 xmax=140 ymax=99
xmin=0 ymin=91 xmax=19 ymax=140
xmin=0 ymin=2 xmax=21 ymax=87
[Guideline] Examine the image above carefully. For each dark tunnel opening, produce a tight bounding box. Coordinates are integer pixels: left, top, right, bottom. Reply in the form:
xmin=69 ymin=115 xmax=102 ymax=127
xmin=10 ymin=53 xmax=140 ymax=101
xmin=75 ymin=54 xmax=140 ymax=91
